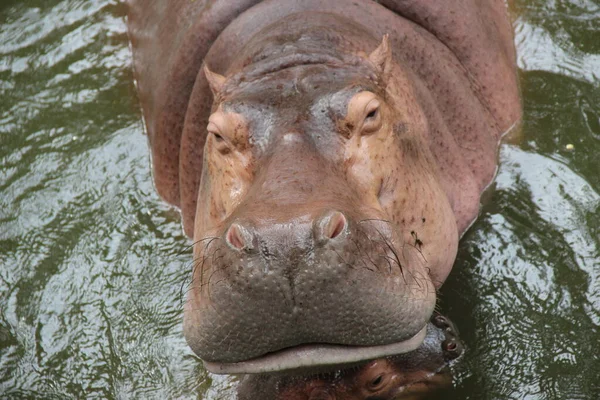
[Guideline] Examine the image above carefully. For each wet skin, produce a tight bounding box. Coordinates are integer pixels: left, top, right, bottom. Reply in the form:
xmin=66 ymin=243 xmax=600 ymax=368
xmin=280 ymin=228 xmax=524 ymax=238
xmin=236 ymin=313 xmax=464 ymax=400
xmin=126 ymin=0 xmax=521 ymax=373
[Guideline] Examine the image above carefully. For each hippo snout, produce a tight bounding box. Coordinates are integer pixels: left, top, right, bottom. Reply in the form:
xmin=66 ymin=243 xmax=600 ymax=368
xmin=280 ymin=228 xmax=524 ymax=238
xmin=184 ymin=208 xmax=436 ymax=368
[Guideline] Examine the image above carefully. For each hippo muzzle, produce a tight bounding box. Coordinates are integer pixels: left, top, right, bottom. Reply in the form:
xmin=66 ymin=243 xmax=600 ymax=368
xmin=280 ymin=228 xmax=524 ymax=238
xmin=188 ymin=209 xmax=436 ymax=372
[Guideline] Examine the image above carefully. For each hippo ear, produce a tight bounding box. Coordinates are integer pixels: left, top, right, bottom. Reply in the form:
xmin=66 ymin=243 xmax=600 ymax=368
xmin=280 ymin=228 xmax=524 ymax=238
xmin=368 ymin=34 xmax=392 ymax=83
xmin=203 ymin=64 xmax=226 ymax=96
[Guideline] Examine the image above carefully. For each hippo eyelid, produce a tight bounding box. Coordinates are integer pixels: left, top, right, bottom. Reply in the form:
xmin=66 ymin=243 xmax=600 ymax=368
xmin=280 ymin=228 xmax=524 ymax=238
xmin=207 ymin=121 xmax=222 ymax=136
xmin=361 ymin=98 xmax=382 ymax=134
xmin=364 ymin=99 xmax=380 ymax=118
xmin=207 ymin=124 xmax=224 ymax=141
xmin=207 ymin=121 xmax=231 ymax=154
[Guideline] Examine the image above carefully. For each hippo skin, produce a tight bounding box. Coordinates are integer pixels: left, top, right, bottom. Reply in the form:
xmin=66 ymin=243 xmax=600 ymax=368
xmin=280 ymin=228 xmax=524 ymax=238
xmin=127 ymin=0 xmax=521 ymax=374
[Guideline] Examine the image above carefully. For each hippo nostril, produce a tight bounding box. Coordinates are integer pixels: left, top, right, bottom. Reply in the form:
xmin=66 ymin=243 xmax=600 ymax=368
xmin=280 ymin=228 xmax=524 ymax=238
xmin=225 ymin=222 xmax=255 ymax=252
xmin=316 ymin=211 xmax=348 ymax=242
xmin=329 ymin=214 xmax=346 ymax=239
xmin=226 ymin=224 xmax=244 ymax=250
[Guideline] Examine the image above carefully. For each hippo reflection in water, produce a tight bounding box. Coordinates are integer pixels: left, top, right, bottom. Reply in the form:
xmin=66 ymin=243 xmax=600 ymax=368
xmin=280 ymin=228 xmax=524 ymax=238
xmin=126 ymin=0 xmax=520 ymax=393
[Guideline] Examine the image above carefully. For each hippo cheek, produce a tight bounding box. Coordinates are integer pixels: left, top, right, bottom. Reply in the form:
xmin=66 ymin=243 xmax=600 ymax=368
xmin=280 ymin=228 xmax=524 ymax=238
xmin=377 ymin=149 xmax=459 ymax=288
xmin=342 ymin=112 xmax=459 ymax=289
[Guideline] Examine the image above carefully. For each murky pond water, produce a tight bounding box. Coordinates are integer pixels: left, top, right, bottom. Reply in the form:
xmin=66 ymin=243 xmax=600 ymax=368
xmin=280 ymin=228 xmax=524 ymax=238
xmin=1 ymin=0 xmax=598 ymax=399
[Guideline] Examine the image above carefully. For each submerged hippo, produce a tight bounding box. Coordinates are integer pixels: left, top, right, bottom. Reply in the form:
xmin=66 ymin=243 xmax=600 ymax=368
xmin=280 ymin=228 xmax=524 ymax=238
xmin=127 ymin=0 xmax=520 ymax=374
xmin=236 ymin=313 xmax=464 ymax=400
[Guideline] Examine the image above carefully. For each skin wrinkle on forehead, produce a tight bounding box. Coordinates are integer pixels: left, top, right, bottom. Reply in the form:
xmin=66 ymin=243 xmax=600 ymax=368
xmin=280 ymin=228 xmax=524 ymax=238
xmin=223 ymin=14 xmax=383 ymax=83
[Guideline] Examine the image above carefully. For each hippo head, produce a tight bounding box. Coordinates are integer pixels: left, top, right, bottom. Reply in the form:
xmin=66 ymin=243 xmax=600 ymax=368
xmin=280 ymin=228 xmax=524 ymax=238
xmin=183 ymin=33 xmax=459 ymax=373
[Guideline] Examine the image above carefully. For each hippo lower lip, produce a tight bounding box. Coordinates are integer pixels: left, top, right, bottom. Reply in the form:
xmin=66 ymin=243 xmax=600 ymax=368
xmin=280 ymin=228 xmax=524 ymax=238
xmin=235 ymin=315 xmax=463 ymax=399
xmin=203 ymin=325 xmax=427 ymax=374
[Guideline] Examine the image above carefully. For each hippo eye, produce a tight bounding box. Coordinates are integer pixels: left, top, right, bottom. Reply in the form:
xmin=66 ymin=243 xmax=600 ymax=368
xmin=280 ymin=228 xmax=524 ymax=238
xmin=207 ymin=122 xmax=230 ymax=154
xmin=362 ymin=99 xmax=382 ymax=134
xmin=212 ymin=133 xmax=231 ymax=154
xmin=368 ymin=373 xmax=387 ymax=391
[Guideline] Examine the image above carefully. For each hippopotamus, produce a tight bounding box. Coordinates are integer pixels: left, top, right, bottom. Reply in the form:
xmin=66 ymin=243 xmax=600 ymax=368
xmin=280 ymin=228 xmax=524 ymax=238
xmin=126 ymin=0 xmax=520 ymax=374
xmin=236 ymin=313 xmax=464 ymax=399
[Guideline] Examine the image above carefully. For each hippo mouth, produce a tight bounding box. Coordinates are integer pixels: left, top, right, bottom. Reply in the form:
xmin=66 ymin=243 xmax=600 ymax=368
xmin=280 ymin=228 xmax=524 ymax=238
xmin=203 ymin=325 xmax=428 ymax=374
xmin=186 ymin=214 xmax=439 ymax=374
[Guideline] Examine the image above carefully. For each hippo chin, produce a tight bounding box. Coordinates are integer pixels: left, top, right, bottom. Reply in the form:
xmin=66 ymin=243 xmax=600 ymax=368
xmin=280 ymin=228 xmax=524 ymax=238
xmin=127 ymin=0 xmax=521 ymax=374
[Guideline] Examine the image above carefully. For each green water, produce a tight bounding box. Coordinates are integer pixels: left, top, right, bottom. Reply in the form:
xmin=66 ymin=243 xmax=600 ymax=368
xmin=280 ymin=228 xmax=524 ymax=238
xmin=0 ymin=0 xmax=598 ymax=399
